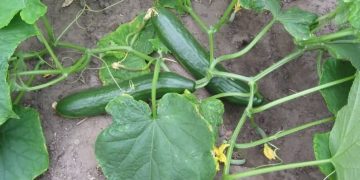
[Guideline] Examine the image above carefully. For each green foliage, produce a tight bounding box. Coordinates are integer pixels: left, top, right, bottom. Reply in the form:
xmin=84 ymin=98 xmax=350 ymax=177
xmin=0 ymin=106 xmax=49 ymax=180
xmin=313 ymin=132 xmax=336 ymax=179
xmin=95 ymin=94 xmax=217 ymax=179
xmin=325 ymin=37 xmax=360 ymax=70
xmin=0 ymin=0 xmax=47 ymax=28
xmin=335 ymin=0 xmax=360 ymax=29
xmin=97 ymin=14 xmax=155 ymax=85
xmin=0 ymin=16 xmax=37 ymax=125
xmin=277 ymin=8 xmax=318 ymax=40
xmin=329 ymin=72 xmax=360 ymax=179
xmin=149 ymin=38 xmax=170 ymax=54
xmin=320 ymin=59 xmax=356 ymax=114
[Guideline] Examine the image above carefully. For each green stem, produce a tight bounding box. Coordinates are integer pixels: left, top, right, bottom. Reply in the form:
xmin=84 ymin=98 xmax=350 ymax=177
xmin=9 ymin=49 xmax=48 ymax=62
xmin=253 ymin=49 xmax=304 ymax=82
xmin=56 ymin=41 xmax=88 ymax=52
xmin=185 ymin=6 xmax=209 ymax=33
xmin=301 ymin=28 xmax=354 ymax=45
xmin=252 ymin=75 xmax=355 ymax=113
xmin=224 ymin=82 xmax=255 ymax=175
xmin=195 ymin=77 xmax=210 ymax=89
xmin=41 ymin=16 xmax=55 ymax=42
xmin=152 ymin=59 xmax=161 ymax=119
xmin=14 ymin=61 xmax=43 ymax=104
xmin=35 ymin=25 xmax=64 ymax=70
xmin=224 ymin=159 xmax=332 ymax=179
xmin=213 ymin=0 xmax=238 ymax=31
xmin=211 ymin=70 xmax=252 ymax=82
xmin=209 ymin=29 xmax=215 ymax=65
xmin=208 ymin=92 xmax=250 ymax=100
xmin=91 ymin=46 xmax=155 ymax=62
xmin=16 ymin=69 xmax=63 ymax=76
xmin=213 ymin=19 xmax=275 ymax=66
xmin=235 ymin=117 xmax=334 ymax=149
xmin=18 ymin=74 xmax=68 ymax=91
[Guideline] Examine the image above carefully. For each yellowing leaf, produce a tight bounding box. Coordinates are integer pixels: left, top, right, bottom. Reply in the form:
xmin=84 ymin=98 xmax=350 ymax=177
xmin=263 ymin=143 xmax=277 ymax=160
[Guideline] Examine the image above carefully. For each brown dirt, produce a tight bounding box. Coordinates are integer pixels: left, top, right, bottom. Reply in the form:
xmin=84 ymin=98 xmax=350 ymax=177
xmin=24 ymin=0 xmax=336 ymax=179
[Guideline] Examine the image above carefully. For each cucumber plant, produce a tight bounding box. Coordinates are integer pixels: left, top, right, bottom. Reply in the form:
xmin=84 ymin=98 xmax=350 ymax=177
xmin=0 ymin=0 xmax=360 ymax=179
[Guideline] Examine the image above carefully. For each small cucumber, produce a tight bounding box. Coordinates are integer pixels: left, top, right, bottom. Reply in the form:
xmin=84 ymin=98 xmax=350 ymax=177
xmin=152 ymin=7 xmax=263 ymax=105
xmin=55 ymin=72 xmax=195 ymax=118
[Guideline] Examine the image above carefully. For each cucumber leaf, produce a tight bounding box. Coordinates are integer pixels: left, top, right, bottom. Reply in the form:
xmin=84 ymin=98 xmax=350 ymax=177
xmin=313 ymin=132 xmax=336 ymax=179
xmin=0 ymin=0 xmax=47 ymax=28
xmin=329 ymin=72 xmax=360 ymax=179
xmin=155 ymin=0 xmax=189 ymax=11
xmin=277 ymin=8 xmax=318 ymax=40
xmin=240 ymin=0 xmax=280 ymax=16
xmin=325 ymin=37 xmax=360 ymax=70
xmin=97 ymin=14 xmax=155 ymax=85
xmin=319 ymin=59 xmax=355 ymax=114
xmin=95 ymin=94 xmax=216 ymax=179
xmin=335 ymin=1 xmax=360 ymax=29
xmin=0 ymin=16 xmax=37 ymax=125
xmin=0 ymin=106 xmax=49 ymax=180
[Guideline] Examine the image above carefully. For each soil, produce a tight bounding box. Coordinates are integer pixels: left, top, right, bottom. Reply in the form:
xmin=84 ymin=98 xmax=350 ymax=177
xmin=22 ymin=0 xmax=336 ymax=179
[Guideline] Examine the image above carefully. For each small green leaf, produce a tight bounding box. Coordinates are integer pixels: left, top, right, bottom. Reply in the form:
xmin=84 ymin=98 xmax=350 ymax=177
xmin=97 ymin=14 xmax=155 ymax=85
xmin=0 ymin=106 xmax=49 ymax=180
xmin=0 ymin=16 xmax=37 ymax=125
xmin=95 ymin=94 xmax=216 ymax=179
xmin=320 ymin=59 xmax=356 ymax=114
xmin=313 ymin=132 xmax=336 ymax=179
xmin=0 ymin=0 xmax=47 ymax=28
xmin=325 ymin=37 xmax=360 ymax=70
xmin=329 ymin=72 xmax=360 ymax=179
xmin=277 ymin=8 xmax=318 ymax=40
xmin=149 ymin=38 xmax=170 ymax=53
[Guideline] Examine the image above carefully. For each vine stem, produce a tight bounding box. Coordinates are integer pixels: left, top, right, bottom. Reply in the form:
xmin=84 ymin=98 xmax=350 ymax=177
xmin=224 ymin=159 xmax=332 ymax=179
xmin=213 ymin=0 xmax=238 ymax=31
xmin=223 ymin=82 xmax=255 ymax=175
xmin=35 ymin=25 xmax=64 ymax=70
xmin=235 ymin=117 xmax=334 ymax=149
xmin=213 ymin=19 xmax=276 ymax=67
xmin=252 ymin=75 xmax=355 ymax=113
xmin=211 ymin=70 xmax=252 ymax=82
xmin=301 ymin=28 xmax=355 ymax=45
xmin=151 ymin=59 xmax=161 ymax=119
xmin=208 ymin=92 xmax=250 ymax=100
xmin=253 ymin=49 xmax=305 ymax=82
xmin=185 ymin=5 xmax=209 ymax=33
xmin=91 ymin=46 xmax=156 ymax=62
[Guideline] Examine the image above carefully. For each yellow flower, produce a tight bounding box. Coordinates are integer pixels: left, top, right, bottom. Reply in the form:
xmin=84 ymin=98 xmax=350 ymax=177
xmin=263 ymin=143 xmax=277 ymax=160
xmin=213 ymin=144 xmax=230 ymax=171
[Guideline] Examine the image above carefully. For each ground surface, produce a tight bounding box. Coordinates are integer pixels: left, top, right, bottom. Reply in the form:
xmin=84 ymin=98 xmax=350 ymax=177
xmin=25 ymin=0 xmax=335 ymax=179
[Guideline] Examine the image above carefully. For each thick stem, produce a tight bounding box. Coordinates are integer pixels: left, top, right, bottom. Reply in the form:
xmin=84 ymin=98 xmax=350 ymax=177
xmin=213 ymin=19 xmax=275 ymax=66
xmin=209 ymin=29 xmax=215 ymax=65
xmin=16 ymin=69 xmax=63 ymax=76
xmin=57 ymin=41 xmax=88 ymax=52
xmin=151 ymin=59 xmax=161 ymax=119
xmin=224 ymin=159 xmax=332 ymax=179
xmin=35 ymin=25 xmax=64 ymax=70
xmin=91 ymin=46 xmax=155 ymax=62
xmin=252 ymin=75 xmax=355 ymax=113
xmin=18 ymin=74 xmax=68 ymax=91
xmin=253 ymin=49 xmax=304 ymax=82
xmin=211 ymin=70 xmax=252 ymax=82
xmin=213 ymin=0 xmax=238 ymax=31
xmin=41 ymin=16 xmax=55 ymax=42
xmin=235 ymin=117 xmax=334 ymax=149
xmin=301 ymin=28 xmax=354 ymax=45
xmin=9 ymin=49 xmax=48 ymax=62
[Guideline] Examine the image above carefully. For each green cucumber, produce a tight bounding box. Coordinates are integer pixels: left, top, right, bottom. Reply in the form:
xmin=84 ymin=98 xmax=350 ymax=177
xmin=55 ymin=72 xmax=195 ymax=118
xmin=152 ymin=7 xmax=263 ymax=105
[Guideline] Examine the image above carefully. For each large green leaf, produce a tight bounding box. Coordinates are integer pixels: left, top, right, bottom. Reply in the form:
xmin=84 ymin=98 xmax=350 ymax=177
xmin=95 ymin=94 xmax=216 ymax=179
xmin=325 ymin=37 xmax=360 ymax=70
xmin=335 ymin=0 xmax=360 ymax=29
xmin=313 ymin=132 xmax=336 ymax=179
xmin=329 ymin=72 xmax=360 ymax=179
xmin=0 ymin=106 xmax=49 ymax=180
xmin=277 ymin=8 xmax=318 ymax=40
xmin=0 ymin=0 xmax=47 ymax=28
xmin=97 ymin=14 xmax=155 ymax=85
xmin=348 ymin=2 xmax=360 ymax=29
xmin=319 ymin=59 xmax=356 ymax=114
xmin=0 ymin=16 xmax=37 ymax=125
